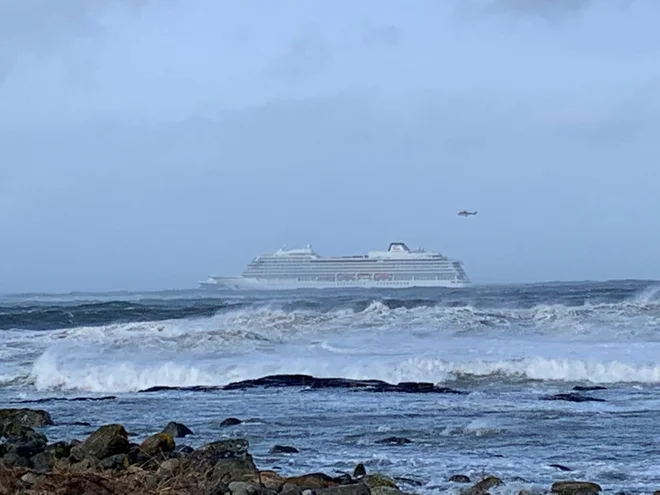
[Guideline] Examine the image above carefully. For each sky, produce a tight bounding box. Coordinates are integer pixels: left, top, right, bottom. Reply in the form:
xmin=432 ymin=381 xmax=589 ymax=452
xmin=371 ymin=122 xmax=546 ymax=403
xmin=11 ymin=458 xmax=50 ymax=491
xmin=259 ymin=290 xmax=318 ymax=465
xmin=1 ymin=0 xmax=659 ymax=293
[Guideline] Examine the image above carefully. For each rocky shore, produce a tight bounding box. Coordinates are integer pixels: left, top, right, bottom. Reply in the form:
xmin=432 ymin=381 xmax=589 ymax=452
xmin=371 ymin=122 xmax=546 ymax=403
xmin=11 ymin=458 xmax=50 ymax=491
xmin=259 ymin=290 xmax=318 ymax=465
xmin=0 ymin=406 xmax=651 ymax=495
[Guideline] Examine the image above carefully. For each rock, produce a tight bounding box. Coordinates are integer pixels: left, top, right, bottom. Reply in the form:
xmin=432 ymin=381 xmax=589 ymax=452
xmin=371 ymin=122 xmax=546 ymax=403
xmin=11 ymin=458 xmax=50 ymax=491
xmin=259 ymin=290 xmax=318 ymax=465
xmin=139 ymin=432 xmax=175 ymax=457
xmin=0 ymin=408 xmax=54 ymax=427
xmin=157 ymin=458 xmax=181 ymax=476
xmin=30 ymin=451 xmax=54 ymax=472
xmin=551 ymin=481 xmax=602 ymax=494
xmin=161 ymin=421 xmax=194 ymax=438
xmin=285 ymin=472 xmax=340 ymax=490
xmin=186 ymin=438 xmax=258 ymax=486
xmin=353 ymin=463 xmax=366 ymax=478
xmin=281 ymin=483 xmax=305 ymax=495
xmin=375 ymin=436 xmax=411 ymax=445
xmin=470 ymin=476 xmax=503 ymax=494
xmin=2 ymin=424 xmax=48 ymax=459
xmin=316 ymin=484 xmax=371 ymax=495
xmin=371 ymin=488 xmax=405 ymax=495
xmin=542 ymin=393 xmax=605 ymax=403
xmin=449 ymin=474 xmax=471 ymax=483
xmin=260 ymin=470 xmax=286 ymax=490
xmin=221 ymin=417 xmax=243 ymax=427
xmin=220 ymin=373 xmax=468 ymax=395
xmin=79 ymin=424 xmax=130 ymax=460
xmin=2 ymin=452 xmax=30 ymax=467
xmin=178 ymin=445 xmax=195 ymax=454
xmin=99 ymin=453 xmax=130 ymax=470
xmin=21 ymin=472 xmax=40 ymax=485
xmin=362 ymin=473 xmax=398 ymax=489
xmin=270 ymin=445 xmax=299 ymax=454
xmin=229 ymin=481 xmax=262 ymax=495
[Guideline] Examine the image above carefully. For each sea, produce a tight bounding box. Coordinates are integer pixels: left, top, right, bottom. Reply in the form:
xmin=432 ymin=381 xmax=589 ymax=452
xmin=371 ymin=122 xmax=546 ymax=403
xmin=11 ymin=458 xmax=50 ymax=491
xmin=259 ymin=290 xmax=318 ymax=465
xmin=1 ymin=281 xmax=660 ymax=494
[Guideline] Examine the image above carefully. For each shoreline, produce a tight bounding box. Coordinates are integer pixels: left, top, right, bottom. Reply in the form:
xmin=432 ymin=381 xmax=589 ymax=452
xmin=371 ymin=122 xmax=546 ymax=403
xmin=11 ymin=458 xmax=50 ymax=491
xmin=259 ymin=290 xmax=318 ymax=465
xmin=0 ymin=406 xmax=629 ymax=495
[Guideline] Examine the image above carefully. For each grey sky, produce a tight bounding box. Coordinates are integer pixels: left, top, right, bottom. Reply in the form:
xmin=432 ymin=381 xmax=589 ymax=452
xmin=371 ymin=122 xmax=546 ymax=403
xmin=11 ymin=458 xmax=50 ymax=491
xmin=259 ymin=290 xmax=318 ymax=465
xmin=1 ymin=0 xmax=659 ymax=293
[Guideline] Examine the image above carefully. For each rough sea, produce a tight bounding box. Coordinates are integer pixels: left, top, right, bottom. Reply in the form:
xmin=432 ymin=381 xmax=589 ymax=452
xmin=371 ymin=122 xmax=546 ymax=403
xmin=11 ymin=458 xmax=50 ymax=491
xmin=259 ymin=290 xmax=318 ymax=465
xmin=2 ymin=281 xmax=660 ymax=494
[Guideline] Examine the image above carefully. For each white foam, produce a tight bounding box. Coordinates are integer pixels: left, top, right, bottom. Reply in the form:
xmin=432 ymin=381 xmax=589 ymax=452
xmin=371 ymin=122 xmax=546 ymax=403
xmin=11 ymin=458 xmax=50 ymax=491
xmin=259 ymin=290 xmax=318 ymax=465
xmin=2 ymin=294 xmax=659 ymax=393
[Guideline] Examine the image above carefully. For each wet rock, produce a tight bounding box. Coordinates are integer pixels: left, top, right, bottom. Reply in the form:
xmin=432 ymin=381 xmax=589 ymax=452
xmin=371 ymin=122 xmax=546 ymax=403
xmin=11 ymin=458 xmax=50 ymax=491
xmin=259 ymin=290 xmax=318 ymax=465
xmin=284 ymin=472 xmax=340 ymax=490
xmin=161 ymin=421 xmax=194 ymax=438
xmin=316 ymin=484 xmax=371 ymax=495
xmin=572 ymin=386 xmax=607 ymax=392
xmin=221 ymin=417 xmax=243 ymax=427
xmin=139 ymin=432 xmax=175 ymax=457
xmin=551 ymin=481 xmax=602 ymax=494
xmin=270 ymin=445 xmax=299 ymax=454
xmin=17 ymin=396 xmax=116 ymax=404
xmin=362 ymin=473 xmax=398 ymax=489
xmin=79 ymin=424 xmax=130 ymax=460
xmin=371 ymin=488 xmax=405 ymax=495
xmin=394 ymin=476 xmax=423 ymax=487
xmin=221 ymin=373 xmax=467 ymax=395
xmin=353 ymin=463 xmax=366 ymax=478
xmin=550 ymin=464 xmax=572 ymax=471
xmin=542 ymin=393 xmax=605 ymax=403
xmin=375 ymin=436 xmax=411 ymax=445
xmin=0 ymin=408 xmax=54 ymax=427
xmin=449 ymin=474 xmax=471 ymax=483
xmin=470 ymin=475 xmax=503 ymax=494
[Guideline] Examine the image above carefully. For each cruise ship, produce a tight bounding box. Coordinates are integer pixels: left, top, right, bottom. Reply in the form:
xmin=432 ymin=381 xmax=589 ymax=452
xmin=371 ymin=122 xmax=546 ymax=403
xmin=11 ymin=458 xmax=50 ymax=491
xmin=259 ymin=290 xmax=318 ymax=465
xmin=201 ymin=242 xmax=471 ymax=290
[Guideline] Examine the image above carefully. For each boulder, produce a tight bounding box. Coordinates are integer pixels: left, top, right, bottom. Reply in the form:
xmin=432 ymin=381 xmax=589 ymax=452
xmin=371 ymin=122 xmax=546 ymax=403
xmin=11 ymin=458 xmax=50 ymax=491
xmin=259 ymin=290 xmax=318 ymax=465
xmin=449 ymin=474 xmax=471 ymax=483
xmin=316 ymin=484 xmax=371 ymax=495
xmin=79 ymin=424 xmax=130 ymax=460
xmin=221 ymin=417 xmax=243 ymax=427
xmin=353 ymin=463 xmax=366 ymax=478
xmin=362 ymin=473 xmax=398 ymax=489
xmin=284 ymin=472 xmax=340 ymax=490
xmin=270 ymin=445 xmax=299 ymax=454
xmin=551 ymin=481 xmax=602 ymax=494
xmin=470 ymin=476 xmax=503 ymax=494
xmin=186 ymin=438 xmax=258 ymax=487
xmin=139 ymin=432 xmax=175 ymax=457
xmin=0 ymin=408 xmax=53 ymax=427
xmin=260 ymin=470 xmax=286 ymax=490
xmin=161 ymin=421 xmax=194 ymax=438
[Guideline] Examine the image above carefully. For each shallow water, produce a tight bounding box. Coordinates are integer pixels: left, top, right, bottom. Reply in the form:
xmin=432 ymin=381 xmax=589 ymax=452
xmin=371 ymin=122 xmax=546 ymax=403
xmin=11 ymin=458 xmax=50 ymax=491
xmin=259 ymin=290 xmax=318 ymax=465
xmin=2 ymin=281 xmax=660 ymax=493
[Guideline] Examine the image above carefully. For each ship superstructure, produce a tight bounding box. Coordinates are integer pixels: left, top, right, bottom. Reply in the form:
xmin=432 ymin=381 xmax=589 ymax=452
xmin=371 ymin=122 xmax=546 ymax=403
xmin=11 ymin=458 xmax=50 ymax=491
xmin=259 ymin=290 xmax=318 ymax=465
xmin=201 ymin=242 xmax=470 ymax=290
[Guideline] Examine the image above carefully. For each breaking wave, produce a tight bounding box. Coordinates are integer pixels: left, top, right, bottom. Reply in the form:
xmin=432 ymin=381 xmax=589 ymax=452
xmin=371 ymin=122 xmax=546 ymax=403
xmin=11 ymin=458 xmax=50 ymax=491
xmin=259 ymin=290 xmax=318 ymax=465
xmin=1 ymin=281 xmax=660 ymax=393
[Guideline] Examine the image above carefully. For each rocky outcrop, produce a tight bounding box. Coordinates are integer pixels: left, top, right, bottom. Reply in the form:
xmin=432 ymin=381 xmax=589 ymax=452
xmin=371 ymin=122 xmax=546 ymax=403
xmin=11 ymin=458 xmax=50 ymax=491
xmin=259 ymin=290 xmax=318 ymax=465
xmin=0 ymin=408 xmax=54 ymax=427
xmin=76 ymin=424 xmax=130 ymax=460
xmin=138 ymin=373 xmax=467 ymax=395
xmin=552 ymin=481 xmax=602 ymax=494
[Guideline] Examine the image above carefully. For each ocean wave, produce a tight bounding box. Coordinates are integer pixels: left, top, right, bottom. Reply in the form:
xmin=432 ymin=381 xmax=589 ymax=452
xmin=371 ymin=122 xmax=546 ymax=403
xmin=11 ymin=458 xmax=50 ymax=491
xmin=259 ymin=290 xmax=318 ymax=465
xmin=24 ymin=352 xmax=660 ymax=393
xmin=2 ymin=281 xmax=659 ymax=332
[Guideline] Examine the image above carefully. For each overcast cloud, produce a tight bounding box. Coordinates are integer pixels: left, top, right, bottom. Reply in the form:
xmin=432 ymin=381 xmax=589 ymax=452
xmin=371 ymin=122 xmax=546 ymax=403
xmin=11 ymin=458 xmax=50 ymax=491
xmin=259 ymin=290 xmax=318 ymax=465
xmin=1 ymin=0 xmax=659 ymax=293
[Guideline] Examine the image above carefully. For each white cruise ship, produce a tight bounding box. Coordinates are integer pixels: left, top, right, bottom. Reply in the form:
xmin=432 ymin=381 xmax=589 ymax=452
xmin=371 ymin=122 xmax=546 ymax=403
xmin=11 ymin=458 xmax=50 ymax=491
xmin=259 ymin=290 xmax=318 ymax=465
xmin=201 ymin=242 xmax=471 ymax=290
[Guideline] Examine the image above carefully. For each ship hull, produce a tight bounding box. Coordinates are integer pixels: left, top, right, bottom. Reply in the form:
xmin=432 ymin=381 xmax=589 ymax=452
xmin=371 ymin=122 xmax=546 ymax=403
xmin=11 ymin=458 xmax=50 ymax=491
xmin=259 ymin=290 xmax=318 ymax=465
xmin=201 ymin=276 xmax=471 ymax=291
